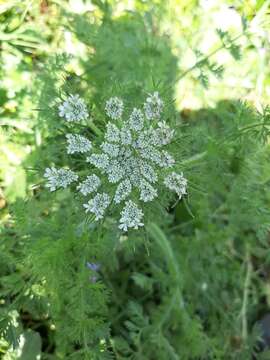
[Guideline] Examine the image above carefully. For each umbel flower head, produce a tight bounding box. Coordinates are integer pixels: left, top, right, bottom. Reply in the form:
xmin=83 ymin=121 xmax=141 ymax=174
xmin=58 ymin=94 xmax=89 ymax=122
xmin=104 ymin=96 xmax=124 ymax=120
xmin=44 ymin=167 xmax=78 ymax=192
xmin=66 ymin=134 xmax=92 ymax=154
xmin=44 ymin=92 xmax=187 ymax=231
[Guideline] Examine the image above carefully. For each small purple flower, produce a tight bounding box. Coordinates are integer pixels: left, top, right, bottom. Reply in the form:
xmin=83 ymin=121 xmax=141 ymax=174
xmin=86 ymin=262 xmax=101 ymax=283
xmin=86 ymin=262 xmax=101 ymax=271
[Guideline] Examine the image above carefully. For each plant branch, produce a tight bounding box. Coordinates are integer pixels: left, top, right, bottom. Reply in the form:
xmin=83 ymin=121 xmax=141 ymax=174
xmin=240 ymin=245 xmax=252 ymax=341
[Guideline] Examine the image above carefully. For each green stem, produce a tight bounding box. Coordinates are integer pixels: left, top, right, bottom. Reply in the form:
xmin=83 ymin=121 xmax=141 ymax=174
xmin=239 ymin=122 xmax=266 ymax=132
xmin=88 ymin=122 xmax=102 ymax=137
xmin=175 ymin=32 xmax=245 ymax=83
xmin=180 ymin=151 xmax=207 ymax=165
xmin=240 ymin=245 xmax=252 ymax=341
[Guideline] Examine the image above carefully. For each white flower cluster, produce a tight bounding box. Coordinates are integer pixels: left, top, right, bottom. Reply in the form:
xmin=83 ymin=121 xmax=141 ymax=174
xmin=83 ymin=193 xmax=110 ymax=220
xmin=77 ymin=174 xmax=101 ymax=196
xmin=59 ymin=94 xmax=89 ymax=122
xmin=45 ymin=92 xmax=188 ymax=231
xmin=44 ymin=167 xmax=78 ymax=192
xmin=144 ymin=92 xmax=164 ymax=120
xmin=105 ymin=97 xmax=124 ymax=120
xmin=129 ymin=108 xmax=144 ymax=131
xmin=119 ymin=201 xmax=144 ymax=231
xmin=164 ymin=172 xmax=187 ymax=199
xmin=66 ymin=134 xmax=92 ymax=154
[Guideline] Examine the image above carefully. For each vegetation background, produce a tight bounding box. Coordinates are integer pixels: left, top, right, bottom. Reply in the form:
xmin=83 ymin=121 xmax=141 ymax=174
xmin=1 ymin=0 xmax=270 ymax=359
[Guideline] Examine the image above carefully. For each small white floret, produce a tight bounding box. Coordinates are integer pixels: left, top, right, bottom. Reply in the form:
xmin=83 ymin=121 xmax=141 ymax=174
xmin=159 ymin=150 xmax=175 ymax=168
xmin=152 ymin=121 xmax=174 ymax=146
xmin=105 ymin=122 xmax=120 ymax=143
xmin=164 ymin=172 xmax=187 ymax=199
xmin=129 ymin=108 xmax=144 ymax=131
xmin=83 ymin=192 xmax=110 ymax=220
xmin=139 ymin=180 xmax=158 ymax=202
xmin=77 ymin=174 xmax=101 ymax=196
xmin=44 ymin=167 xmax=78 ymax=191
xmin=66 ymin=134 xmax=92 ymax=154
xmin=114 ymin=179 xmax=132 ymax=204
xmin=120 ymin=124 xmax=132 ymax=145
xmin=144 ymin=92 xmax=164 ymax=120
xmin=105 ymin=159 xmax=124 ymax=183
xmin=119 ymin=200 xmax=144 ymax=231
xmin=100 ymin=142 xmax=120 ymax=158
xmin=139 ymin=161 xmax=158 ymax=183
xmin=87 ymin=153 xmax=110 ymax=173
xmin=105 ymin=97 xmax=124 ymax=120
xmin=58 ymin=94 xmax=88 ymax=122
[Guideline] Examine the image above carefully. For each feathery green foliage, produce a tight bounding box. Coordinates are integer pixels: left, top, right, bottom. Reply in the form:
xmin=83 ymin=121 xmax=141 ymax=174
xmin=1 ymin=1 xmax=270 ymax=359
